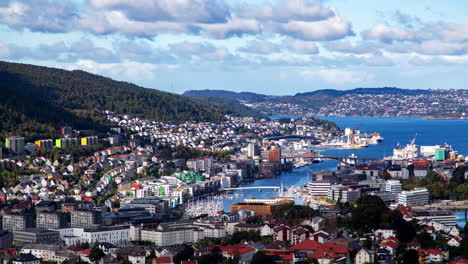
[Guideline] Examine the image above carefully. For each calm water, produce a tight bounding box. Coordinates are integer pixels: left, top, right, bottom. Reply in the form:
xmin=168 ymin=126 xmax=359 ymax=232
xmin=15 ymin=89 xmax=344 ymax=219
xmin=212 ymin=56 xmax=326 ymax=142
xmin=224 ymin=117 xmax=468 ymax=227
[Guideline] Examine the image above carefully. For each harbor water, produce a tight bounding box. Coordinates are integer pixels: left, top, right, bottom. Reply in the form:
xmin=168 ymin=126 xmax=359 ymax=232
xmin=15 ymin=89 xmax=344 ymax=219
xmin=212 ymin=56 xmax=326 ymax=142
xmin=224 ymin=117 xmax=468 ymax=227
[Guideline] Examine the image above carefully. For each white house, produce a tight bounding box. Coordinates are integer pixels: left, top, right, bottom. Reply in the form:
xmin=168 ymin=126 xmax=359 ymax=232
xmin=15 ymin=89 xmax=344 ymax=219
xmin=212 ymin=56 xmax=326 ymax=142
xmin=354 ymin=248 xmax=375 ymax=264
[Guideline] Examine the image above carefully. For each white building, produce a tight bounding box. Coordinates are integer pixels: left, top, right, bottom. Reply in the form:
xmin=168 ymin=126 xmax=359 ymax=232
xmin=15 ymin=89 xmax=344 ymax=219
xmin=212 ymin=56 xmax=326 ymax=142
xmin=306 ymin=181 xmax=331 ymax=196
xmin=385 ymin=180 xmax=402 ymax=194
xmin=54 ymin=226 xmax=130 ymax=246
xmin=355 ymin=248 xmax=375 ymax=264
xmin=398 ymin=188 xmax=429 ymax=206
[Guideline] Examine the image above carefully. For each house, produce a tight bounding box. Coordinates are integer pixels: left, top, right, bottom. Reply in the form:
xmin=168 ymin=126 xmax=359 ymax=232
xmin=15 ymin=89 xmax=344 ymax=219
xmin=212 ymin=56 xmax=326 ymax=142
xmin=273 ymin=224 xmax=291 ymax=242
xmin=355 ymin=248 xmax=375 ymax=264
xmin=374 ymin=229 xmax=396 ymax=240
xmin=289 ymin=239 xmax=349 ymax=263
xmin=128 ymin=251 xmax=146 ymax=264
xmin=448 ymin=258 xmax=468 ymax=264
xmin=311 ymin=229 xmax=336 ymax=243
xmin=208 ymin=245 xmax=256 ymax=264
xmin=9 ymin=253 xmax=41 ymax=264
xmin=407 ymin=240 xmax=421 ymax=250
xmin=100 ymin=254 xmax=123 ymax=264
xmin=447 ymin=237 xmax=462 ymax=247
xmin=447 ymin=226 xmax=461 ymax=237
xmin=418 ymin=249 xmax=445 ymax=263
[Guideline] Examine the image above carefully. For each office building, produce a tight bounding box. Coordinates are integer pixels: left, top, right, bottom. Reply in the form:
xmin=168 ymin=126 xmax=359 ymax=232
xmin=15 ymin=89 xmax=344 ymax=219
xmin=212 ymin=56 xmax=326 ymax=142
xmin=2 ymin=214 xmax=34 ymax=232
xmin=13 ymin=228 xmax=60 ymax=243
xmin=36 ymin=212 xmax=68 ymax=229
xmin=230 ymin=202 xmax=283 ymax=216
xmin=385 ymin=180 xmax=402 ymax=194
xmin=306 ymin=181 xmax=331 ymax=196
xmin=247 ymin=143 xmax=260 ymax=158
xmin=398 ymin=188 xmax=429 ymax=206
xmin=54 ymin=226 xmax=130 ymax=246
xmin=71 ymin=210 xmax=102 ymax=227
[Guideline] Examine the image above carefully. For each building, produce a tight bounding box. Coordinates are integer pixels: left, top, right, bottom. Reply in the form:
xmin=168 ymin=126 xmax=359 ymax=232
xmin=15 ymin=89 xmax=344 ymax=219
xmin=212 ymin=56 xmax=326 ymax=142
xmin=355 ymin=248 xmax=375 ymax=264
xmin=54 ymin=226 xmax=130 ymax=246
xmin=21 ymin=244 xmax=73 ymax=263
xmin=385 ymin=180 xmax=402 ymax=194
xmin=5 ymin=136 xmax=25 ymax=153
xmin=247 ymin=143 xmax=260 ymax=158
xmin=230 ymin=203 xmax=283 ymax=216
xmin=243 ymin=197 xmax=294 ymax=205
xmin=36 ymin=212 xmax=68 ymax=229
xmin=2 ymin=214 xmax=34 ymax=232
xmin=34 ymin=139 xmax=54 ymax=150
xmin=71 ymin=209 xmax=102 ymax=227
xmin=8 ymin=253 xmax=40 ymax=264
xmin=306 ymin=181 xmax=331 ymax=196
xmin=80 ymin=136 xmax=99 ymax=146
xmin=398 ymin=188 xmax=429 ymax=206
xmin=131 ymin=221 xmax=226 ymax=247
xmin=55 ymin=137 xmax=79 ymax=148
xmin=13 ymin=228 xmax=60 ymax=243
xmin=60 ymin=126 xmax=73 ymax=135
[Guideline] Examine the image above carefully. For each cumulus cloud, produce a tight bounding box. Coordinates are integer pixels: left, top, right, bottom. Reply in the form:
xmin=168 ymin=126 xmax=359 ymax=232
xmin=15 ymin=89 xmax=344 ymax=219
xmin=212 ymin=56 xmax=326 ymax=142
xmin=196 ymin=16 xmax=261 ymax=39
xmin=362 ymin=23 xmax=429 ymax=43
xmin=276 ymin=13 xmax=354 ymax=41
xmin=283 ymin=39 xmax=319 ymax=54
xmin=323 ymin=40 xmax=379 ymax=54
xmin=88 ymin=0 xmax=230 ymax=23
xmin=238 ymin=0 xmax=334 ymax=22
xmin=300 ymin=68 xmax=373 ymax=84
xmin=415 ymin=40 xmax=468 ymax=56
xmin=0 ymin=0 xmax=79 ymax=33
xmin=65 ymin=60 xmax=158 ymax=81
xmin=238 ymin=40 xmax=279 ymax=54
xmin=1 ymin=38 xmax=119 ymax=63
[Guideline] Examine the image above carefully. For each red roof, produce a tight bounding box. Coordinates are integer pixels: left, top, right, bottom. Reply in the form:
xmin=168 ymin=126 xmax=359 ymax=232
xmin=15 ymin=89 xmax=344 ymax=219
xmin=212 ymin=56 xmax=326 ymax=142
xmin=66 ymin=245 xmax=84 ymax=252
xmin=153 ymin=257 xmax=173 ymax=264
xmin=81 ymin=249 xmax=91 ymax=255
xmin=290 ymin=239 xmax=349 ymax=256
xmin=208 ymin=245 xmax=255 ymax=256
xmin=381 ymin=241 xmax=398 ymax=249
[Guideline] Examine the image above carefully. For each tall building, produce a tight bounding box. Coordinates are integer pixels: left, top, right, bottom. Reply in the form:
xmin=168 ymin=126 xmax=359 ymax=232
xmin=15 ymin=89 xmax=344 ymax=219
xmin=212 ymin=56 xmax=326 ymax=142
xmin=5 ymin=136 xmax=25 ymax=154
xmin=71 ymin=210 xmax=102 ymax=227
xmin=385 ymin=180 xmax=402 ymax=194
xmin=55 ymin=138 xmax=79 ymax=148
xmin=34 ymin=139 xmax=54 ymax=150
xmin=80 ymin=136 xmax=99 ymax=146
xmin=36 ymin=212 xmax=68 ymax=229
xmin=268 ymin=148 xmax=281 ymax=162
xmin=2 ymin=214 xmax=34 ymax=232
xmin=247 ymin=143 xmax=260 ymax=158
xmin=398 ymin=188 xmax=429 ymax=206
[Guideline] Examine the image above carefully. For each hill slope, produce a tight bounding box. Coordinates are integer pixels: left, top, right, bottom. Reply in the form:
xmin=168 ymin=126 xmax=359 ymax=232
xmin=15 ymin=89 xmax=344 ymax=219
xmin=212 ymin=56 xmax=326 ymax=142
xmin=183 ymin=89 xmax=271 ymax=103
xmin=0 ymin=61 xmax=229 ymax=139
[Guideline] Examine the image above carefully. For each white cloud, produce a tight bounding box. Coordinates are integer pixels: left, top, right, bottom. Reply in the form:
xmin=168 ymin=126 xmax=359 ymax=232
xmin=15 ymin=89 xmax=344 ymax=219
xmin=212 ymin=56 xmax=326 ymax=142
xmin=238 ymin=0 xmax=334 ymax=22
xmin=238 ymin=40 xmax=279 ymax=54
xmin=300 ymin=68 xmax=373 ymax=84
xmin=197 ymin=16 xmax=261 ymax=39
xmin=277 ymin=13 xmax=353 ymax=41
xmin=0 ymin=42 xmax=11 ymax=57
xmin=65 ymin=60 xmax=157 ymax=81
xmin=284 ymin=39 xmax=319 ymax=54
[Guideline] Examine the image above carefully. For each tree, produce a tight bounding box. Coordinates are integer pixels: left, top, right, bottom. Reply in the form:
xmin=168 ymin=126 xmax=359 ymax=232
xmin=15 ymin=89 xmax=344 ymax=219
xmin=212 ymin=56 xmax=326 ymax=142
xmin=402 ymin=249 xmax=418 ymax=264
xmin=88 ymin=247 xmax=105 ymax=262
xmin=173 ymin=245 xmax=195 ymax=264
xmin=351 ymin=195 xmax=390 ymax=232
xmin=250 ymin=251 xmax=275 ymax=264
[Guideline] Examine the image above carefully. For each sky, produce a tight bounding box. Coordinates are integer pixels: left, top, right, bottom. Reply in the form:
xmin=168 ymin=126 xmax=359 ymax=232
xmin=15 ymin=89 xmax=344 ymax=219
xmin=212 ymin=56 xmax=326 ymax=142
xmin=0 ymin=0 xmax=467 ymax=95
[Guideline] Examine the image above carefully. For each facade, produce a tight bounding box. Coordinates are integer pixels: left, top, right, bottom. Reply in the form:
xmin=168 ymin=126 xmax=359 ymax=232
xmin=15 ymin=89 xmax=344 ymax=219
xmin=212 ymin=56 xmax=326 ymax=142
xmin=13 ymin=228 xmax=60 ymax=243
xmin=306 ymin=181 xmax=331 ymax=196
xmin=36 ymin=212 xmax=68 ymax=229
xmin=398 ymin=188 xmax=429 ymax=206
xmin=21 ymin=244 xmax=73 ymax=263
xmin=2 ymin=214 xmax=34 ymax=232
xmin=6 ymin=136 xmax=25 ymax=153
xmin=230 ymin=203 xmax=282 ymax=216
xmin=9 ymin=253 xmax=40 ymax=264
xmin=71 ymin=209 xmax=102 ymax=227
xmin=55 ymin=226 xmax=130 ymax=246
xmin=385 ymin=180 xmax=402 ymax=194
xmin=355 ymin=248 xmax=375 ymax=264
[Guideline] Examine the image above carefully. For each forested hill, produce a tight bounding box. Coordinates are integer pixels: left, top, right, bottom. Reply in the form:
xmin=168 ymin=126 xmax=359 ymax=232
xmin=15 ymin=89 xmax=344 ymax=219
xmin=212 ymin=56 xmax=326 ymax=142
xmin=0 ymin=61 xmax=228 ymax=139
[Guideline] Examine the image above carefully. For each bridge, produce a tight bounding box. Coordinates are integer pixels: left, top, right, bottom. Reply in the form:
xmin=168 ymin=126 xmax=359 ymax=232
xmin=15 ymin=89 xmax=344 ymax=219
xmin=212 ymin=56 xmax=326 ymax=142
xmin=223 ymin=186 xmax=281 ymax=191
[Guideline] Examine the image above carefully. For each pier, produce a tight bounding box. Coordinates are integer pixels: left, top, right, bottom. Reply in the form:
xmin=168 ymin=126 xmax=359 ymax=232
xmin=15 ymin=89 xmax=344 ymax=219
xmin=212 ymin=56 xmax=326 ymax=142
xmin=223 ymin=186 xmax=281 ymax=191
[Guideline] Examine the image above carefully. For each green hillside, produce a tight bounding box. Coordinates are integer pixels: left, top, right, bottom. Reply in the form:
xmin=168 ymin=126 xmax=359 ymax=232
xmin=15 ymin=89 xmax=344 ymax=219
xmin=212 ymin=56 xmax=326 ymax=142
xmin=0 ymin=61 xmax=228 ymax=139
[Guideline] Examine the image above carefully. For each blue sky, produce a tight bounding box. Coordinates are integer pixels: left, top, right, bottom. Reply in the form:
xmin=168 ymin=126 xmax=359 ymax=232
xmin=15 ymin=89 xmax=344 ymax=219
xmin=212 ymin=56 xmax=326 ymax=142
xmin=0 ymin=0 xmax=467 ymax=95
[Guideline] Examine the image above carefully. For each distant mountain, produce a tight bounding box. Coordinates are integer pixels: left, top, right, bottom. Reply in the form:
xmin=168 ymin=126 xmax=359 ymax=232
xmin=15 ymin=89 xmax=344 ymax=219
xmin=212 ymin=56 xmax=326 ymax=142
xmin=294 ymin=87 xmax=430 ymax=97
xmin=0 ymin=61 xmax=236 ymax=139
xmin=186 ymin=96 xmax=269 ymax=119
xmin=183 ymin=89 xmax=271 ymax=103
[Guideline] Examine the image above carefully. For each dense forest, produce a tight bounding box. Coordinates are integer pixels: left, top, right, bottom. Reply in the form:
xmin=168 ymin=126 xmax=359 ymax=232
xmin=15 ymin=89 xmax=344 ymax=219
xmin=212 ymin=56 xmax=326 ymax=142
xmin=0 ymin=61 xmax=240 ymax=139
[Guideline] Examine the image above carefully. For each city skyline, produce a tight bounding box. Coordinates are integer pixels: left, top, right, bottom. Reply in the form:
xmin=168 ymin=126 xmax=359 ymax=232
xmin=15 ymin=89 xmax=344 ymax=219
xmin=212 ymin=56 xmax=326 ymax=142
xmin=0 ymin=0 xmax=467 ymax=95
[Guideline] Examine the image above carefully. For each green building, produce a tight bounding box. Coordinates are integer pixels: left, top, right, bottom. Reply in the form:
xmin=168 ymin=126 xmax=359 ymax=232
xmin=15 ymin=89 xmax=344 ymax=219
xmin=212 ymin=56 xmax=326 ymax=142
xmin=434 ymin=148 xmax=446 ymax=161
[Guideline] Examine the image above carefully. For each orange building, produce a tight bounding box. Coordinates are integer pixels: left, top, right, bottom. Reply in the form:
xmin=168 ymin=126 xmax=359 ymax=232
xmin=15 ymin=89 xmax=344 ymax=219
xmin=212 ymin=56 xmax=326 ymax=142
xmin=230 ymin=202 xmax=283 ymax=216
